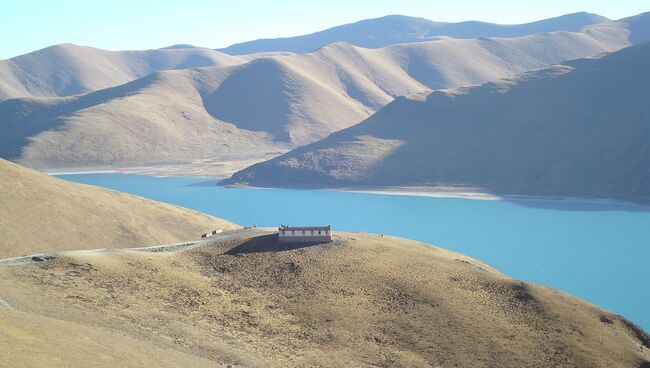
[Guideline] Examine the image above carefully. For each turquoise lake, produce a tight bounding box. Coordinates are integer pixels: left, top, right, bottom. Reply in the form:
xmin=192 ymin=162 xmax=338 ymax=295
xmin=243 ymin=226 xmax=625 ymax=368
xmin=58 ymin=173 xmax=650 ymax=331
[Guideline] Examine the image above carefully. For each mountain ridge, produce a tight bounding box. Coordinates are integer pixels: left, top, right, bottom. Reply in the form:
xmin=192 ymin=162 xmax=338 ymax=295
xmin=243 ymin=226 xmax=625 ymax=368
xmin=219 ymin=12 xmax=610 ymax=54
xmin=221 ymin=41 xmax=650 ymax=203
xmin=0 ymin=12 xmax=615 ymax=102
xmin=0 ymin=43 xmax=246 ymax=101
xmin=1 ymin=12 xmax=648 ymax=171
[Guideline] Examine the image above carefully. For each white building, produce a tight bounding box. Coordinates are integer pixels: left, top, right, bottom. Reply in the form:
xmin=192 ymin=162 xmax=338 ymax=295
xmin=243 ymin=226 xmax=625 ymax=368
xmin=278 ymin=225 xmax=332 ymax=244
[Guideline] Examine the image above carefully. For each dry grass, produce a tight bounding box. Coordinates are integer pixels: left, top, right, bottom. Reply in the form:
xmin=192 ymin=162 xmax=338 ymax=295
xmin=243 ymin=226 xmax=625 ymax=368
xmin=0 ymin=159 xmax=237 ymax=258
xmin=0 ymin=309 xmax=219 ymax=368
xmin=0 ymin=232 xmax=648 ymax=367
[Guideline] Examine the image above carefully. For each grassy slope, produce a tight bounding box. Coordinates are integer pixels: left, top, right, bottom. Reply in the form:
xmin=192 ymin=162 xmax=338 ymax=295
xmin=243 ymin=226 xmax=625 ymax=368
xmin=0 ymin=159 xmax=236 ymax=258
xmin=0 ymin=309 xmax=218 ymax=368
xmin=0 ymin=232 xmax=648 ymax=367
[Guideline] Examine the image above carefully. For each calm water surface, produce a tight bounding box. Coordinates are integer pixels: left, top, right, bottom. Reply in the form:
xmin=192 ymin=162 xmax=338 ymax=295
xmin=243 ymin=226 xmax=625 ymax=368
xmin=59 ymin=173 xmax=650 ymax=331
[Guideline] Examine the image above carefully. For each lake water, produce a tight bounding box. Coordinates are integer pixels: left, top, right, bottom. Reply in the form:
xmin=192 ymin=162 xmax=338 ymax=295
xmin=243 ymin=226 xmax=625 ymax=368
xmin=58 ymin=173 xmax=650 ymax=331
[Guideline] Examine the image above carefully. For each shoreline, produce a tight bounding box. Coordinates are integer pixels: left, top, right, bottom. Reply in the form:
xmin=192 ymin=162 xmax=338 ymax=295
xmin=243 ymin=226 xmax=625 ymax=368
xmin=47 ymin=169 xmax=121 ymax=176
xmin=41 ymin=158 xmax=267 ymax=178
xmin=333 ymin=186 xmax=650 ymax=209
xmin=47 ymin=168 xmax=650 ymax=209
xmin=224 ymin=182 xmax=650 ymax=209
xmin=335 ymin=187 xmax=501 ymax=201
xmin=45 ymin=166 xmax=229 ymax=178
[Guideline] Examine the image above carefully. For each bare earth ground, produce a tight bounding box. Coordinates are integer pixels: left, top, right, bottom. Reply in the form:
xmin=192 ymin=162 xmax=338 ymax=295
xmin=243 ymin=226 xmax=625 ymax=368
xmin=0 ymin=230 xmax=648 ymax=368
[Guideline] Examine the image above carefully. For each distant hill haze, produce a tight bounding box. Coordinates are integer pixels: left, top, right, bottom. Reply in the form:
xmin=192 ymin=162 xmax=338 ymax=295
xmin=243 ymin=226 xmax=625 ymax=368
xmin=0 ymin=159 xmax=236 ymax=258
xmin=222 ymin=41 xmax=650 ymax=203
xmin=2 ymin=13 xmax=649 ymax=171
xmin=219 ymin=12 xmax=610 ymax=55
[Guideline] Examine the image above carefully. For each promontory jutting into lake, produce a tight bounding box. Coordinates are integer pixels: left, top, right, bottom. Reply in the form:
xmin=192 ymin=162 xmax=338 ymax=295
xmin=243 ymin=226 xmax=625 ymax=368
xmin=1 ymin=2 xmax=650 ymax=367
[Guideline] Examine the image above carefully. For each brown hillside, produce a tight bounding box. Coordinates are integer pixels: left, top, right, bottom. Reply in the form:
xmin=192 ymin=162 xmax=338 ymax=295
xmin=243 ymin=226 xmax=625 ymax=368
xmin=0 ymin=231 xmax=648 ymax=367
xmin=0 ymin=159 xmax=236 ymax=257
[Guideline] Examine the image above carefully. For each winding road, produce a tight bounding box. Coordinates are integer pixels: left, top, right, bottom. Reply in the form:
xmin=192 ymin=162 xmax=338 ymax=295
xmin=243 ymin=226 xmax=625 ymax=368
xmin=0 ymin=228 xmax=276 ymax=310
xmin=0 ymin=228 xmax=275 ymax=267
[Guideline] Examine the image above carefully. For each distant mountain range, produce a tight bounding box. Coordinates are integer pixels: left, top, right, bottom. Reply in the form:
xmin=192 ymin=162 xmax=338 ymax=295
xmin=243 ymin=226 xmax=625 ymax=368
xmin=222 ymin=40 xmax=650 ymax=202
xmin=219 ymin=12 xmax=610 ymax=54
xmin=2 ymin=12 xmax=647 ymax=170
xmin=0 ymin=12 xmax=613 ymax=102
xmin=1 ymin=11 xmax=649 ymax=176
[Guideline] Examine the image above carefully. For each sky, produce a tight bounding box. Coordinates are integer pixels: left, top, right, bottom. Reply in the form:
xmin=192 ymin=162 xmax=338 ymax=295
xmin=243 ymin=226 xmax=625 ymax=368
xmin=1 ymin=0 xmax=648 ymax=59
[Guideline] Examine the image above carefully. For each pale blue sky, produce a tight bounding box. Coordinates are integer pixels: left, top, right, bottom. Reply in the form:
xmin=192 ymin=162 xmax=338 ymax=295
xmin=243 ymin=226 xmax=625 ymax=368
xmin=1 ymin=0 xmax=648 ymax=59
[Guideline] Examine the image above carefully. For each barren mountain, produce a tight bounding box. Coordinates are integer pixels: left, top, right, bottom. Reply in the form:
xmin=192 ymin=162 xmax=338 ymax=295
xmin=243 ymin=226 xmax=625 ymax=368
xmin=0 ymin=67 xmax=290 ymax=169
xmin=0 ymin=13 xmax=613 ymax=102
xmin=3 ymin=13 xmax=649 ymax=171
xmin=0 ymin=44 xmax=246 ymax=101
xmin=0 ymin=159 xmax=236 ymax=258
xmin=222 ymin=41 xmax=650 ymax=202
xmin=219 ymin=12 xmax=610 ymax=54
